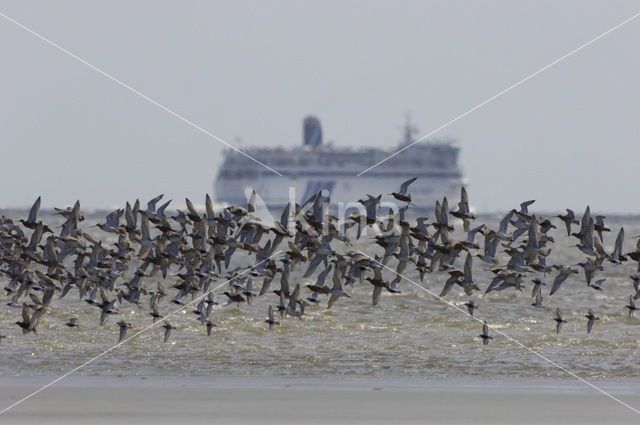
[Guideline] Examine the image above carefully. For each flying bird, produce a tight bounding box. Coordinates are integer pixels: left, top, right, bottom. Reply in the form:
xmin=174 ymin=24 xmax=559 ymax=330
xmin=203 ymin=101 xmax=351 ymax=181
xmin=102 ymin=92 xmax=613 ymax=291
xmin=585 ymin=309 xmax=599 ymax=334
xmin=553 ymin=308 xmax=566 ymax=334
xmin=478 ymin=321 xmax=493 ymax=345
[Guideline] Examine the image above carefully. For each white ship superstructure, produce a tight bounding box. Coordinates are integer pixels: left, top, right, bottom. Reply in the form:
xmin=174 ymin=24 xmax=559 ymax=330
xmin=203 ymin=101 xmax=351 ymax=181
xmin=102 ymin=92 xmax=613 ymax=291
xmin=214 ymin=116 xmax=465 ymax=213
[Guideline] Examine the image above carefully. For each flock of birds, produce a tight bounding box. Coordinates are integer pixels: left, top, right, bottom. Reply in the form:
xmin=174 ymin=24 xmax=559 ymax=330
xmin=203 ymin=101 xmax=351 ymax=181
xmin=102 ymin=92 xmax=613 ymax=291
xmin=1 ymin=177 xmax=639 ymax=348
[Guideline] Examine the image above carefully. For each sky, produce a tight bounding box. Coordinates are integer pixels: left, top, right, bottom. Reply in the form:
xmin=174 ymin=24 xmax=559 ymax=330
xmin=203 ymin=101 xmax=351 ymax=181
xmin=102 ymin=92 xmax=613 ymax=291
xmin=1 ymin=1 xmax=639 ymax=213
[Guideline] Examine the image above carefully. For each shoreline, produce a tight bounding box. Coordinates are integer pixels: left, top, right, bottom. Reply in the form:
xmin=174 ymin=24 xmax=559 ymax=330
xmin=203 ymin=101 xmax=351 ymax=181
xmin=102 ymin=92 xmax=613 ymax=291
xmin=1 ymin=376 xmax=640 ymax=424
xmin=2 ymin=375 xmax=640 ymax=394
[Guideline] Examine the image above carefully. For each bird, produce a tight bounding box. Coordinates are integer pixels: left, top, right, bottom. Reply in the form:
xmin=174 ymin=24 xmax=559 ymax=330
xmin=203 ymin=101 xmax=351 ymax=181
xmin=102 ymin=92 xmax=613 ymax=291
xmin=265 ymin=305 xmax=280 ymax=329
xmin=589 ymin=279 xmax=606 ymax=291
xmin=476 ymin=233 xmax=499 ymax=264
xmin=550 ymin=265 xmax=578 ymax=296
xmin=390 ymin=177 xmax=417 ymax=204
xmin=6 ymin=295 xmax=20 ymax=308
xmin=18 ymin=197 xmax=45 ymax=230
xmin=117 ymin=320 xmax=131 ymax=342
xmin=162 ymin=321 xmax=176 ymax=342
xmin=149 ymin=295 xmax=163 ymax=322
xmin=204 ymin=320 xmax=216 ymax=336
xmin=366 ymin=265 xmax=389 ymax=306
xmin=556 ymin=209 xmax=578 ymax=236
xmin=204 ymin=293 xmax=218 ymax=316
xmin=285 ymin=284 xmax=305 ymax=318
xmin=464 ymin=300 xmax=477 ymax=316
xmin=478 ymin=321 xmax=493 ymax=345
xmin=15 ymin=304 xmax=45 ymax=335
xmin=65 ymin=318 xmax=78 ymax=328
xmin=275 ymin=291 xmax=287 ymax=318
xmin=223 ymin=291 xmax=246 ymax=307
xmin=242 ymin=279 xmax=257 ymax=305
xmin=609 ymin=227 xmax=626 ymax=264
xmin=594 ymin=215 xmax=610 ymax=242
xmin=450 ymin=187 xmax=475 ymax=232
xmin=625 ymin=296 xmax=638 ymax=318
xmin=327 ymin=266 xmax=351 ymax=309
xmin=585 ymin=309 xmax=599 ymax=334
xmin=531 ymin=278 xmax=545 ymax=299
xmin=531 ymin=291 xmax=543 ymax=308
xmin=553 ymin=308 xmax=566 ymax=334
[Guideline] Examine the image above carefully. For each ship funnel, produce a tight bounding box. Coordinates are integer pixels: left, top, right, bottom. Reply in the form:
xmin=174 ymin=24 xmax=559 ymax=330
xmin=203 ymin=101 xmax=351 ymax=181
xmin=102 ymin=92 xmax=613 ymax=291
xmin=303 ymin=115 xmax=323 ymax=148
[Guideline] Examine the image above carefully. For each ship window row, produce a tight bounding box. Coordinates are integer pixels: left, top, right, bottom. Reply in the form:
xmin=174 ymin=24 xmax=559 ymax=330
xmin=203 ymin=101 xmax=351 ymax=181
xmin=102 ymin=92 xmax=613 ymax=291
xmin=219 ymin=169 xmax=259 ymax=179
xmin=222 ymin=150 xmax=457 ymax=169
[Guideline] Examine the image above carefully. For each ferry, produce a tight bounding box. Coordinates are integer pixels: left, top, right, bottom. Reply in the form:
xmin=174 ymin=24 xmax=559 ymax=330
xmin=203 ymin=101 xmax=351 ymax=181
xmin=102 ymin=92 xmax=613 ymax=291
xmin=214 ymin=115 xmax=465 ymax=213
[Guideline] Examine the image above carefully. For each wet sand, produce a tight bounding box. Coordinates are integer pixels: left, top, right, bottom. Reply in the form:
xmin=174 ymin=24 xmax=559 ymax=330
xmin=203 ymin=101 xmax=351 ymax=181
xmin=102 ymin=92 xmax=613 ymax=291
xmin=0 ymin=377 xmax=639 ymax=424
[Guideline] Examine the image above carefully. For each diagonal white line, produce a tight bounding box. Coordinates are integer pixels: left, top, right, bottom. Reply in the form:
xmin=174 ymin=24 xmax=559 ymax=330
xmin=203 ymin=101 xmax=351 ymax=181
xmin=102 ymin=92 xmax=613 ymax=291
xmin=0 ymin=11 xmax=283 ymax=177
xmin=357 ymin=11 xmax=640 ymax=176
xmin=355 ymin=248 xmax=640 ymax=416
xmin=0 ymin=250 xmax=283 ymax=416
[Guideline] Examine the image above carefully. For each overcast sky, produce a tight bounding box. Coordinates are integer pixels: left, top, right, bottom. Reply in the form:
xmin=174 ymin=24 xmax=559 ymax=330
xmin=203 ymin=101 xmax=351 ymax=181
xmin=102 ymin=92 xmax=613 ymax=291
xmin=1 ymin=1 xmax=639 ymax=213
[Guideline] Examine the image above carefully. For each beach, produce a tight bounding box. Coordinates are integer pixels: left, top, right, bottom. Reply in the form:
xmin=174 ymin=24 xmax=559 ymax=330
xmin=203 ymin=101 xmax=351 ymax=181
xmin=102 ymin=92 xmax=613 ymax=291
xmin=1 ymin=377 xmax=639 ymax=424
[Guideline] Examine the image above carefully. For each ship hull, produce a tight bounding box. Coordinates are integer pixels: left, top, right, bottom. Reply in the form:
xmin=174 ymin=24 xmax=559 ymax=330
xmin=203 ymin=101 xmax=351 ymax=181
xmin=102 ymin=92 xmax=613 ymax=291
xmin=214 ymin=168 xmax=465 ymax=215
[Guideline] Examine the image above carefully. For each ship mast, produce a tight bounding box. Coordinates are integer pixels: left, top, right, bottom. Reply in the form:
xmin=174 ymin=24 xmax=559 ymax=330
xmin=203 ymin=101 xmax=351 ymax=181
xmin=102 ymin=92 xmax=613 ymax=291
xmin=401 ymin=111 xmax=418 ymax=146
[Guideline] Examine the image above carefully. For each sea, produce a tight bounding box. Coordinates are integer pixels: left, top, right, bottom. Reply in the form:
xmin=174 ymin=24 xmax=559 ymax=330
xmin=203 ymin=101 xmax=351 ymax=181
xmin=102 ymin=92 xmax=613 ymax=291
xmin=1 ymin=209 xmax=640 ymax=381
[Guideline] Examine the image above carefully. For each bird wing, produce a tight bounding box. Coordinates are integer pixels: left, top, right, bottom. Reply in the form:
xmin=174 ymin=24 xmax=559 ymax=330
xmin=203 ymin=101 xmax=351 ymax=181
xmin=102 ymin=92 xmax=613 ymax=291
xmin=245 ymin=186 xmax=276 ymax=224
xmin=185 ymin=198 xmax=199 ymax=218
xmin=141 ymin=215 xmax=151 ymax=240
xmin=399 ymin=177 xmax=417 ymax=194
xmin=245 ymin=188 xmax=256 ymax=213
xmin=519 ymin=200 xmax=535 ymax=214
xmin=550 ymin=273 xmax=568 ymax=296
xmin=205 ymin=194 xmax=215 ymax=220
xmin=613 ymin=227 xmax=625 ymax=259
xmin=21 ymin=303 xmax=31 ymax=324
xmin=534 ymin=291 xmax=542 ymax=305
xmin=434 ymin=201 xmax=442 ymax=225
xmin=124 ymin=202 xmax=136 ymax=229
xmin=280 ymin=203 xmax=290 ymax=230
xmin=440 ymin=198 xmax=449 ymax=226
xmin=327 ymin=293 xmax=340 ymax=309
xmin=463 ymin=253 xmax=473 ymax=284
xmin=288 ymin=284 xmax=300 ymax=309
xmin=147 ymin=194 xmax=164 ymax=213
xmin=303 ymin=254 xmax=324 ymax=278
xmin=41 ymin=288 xmax=55 ymax=307
xmin=99 ymin=310 xmax=108 ymax=326
xmin=29 ymin=307 xmax=45 ymax=330
xmin=373 ymin=267 xmax=383 ymax=282
xmin=466 ymin=225 xmax=484 ymax=243
xmin=119 ymin=325 xmax=128 ymax=342
xmin=498 ymin=210 xmax=514 ymax=234
xmin=440 ymin=275 xmax=457 ymax=297
xmin=332 ymin=266 xmax=343 ymax=291
xmin=29 ymin=293 xmax=43 ymax=307
xmin=372 ymin=285 xmax=382 ymax=305
xmin=258 ymin=276 xmax=273 ymax=296
xmin=459 ymin=187 xmax=469 ymax=212
xmin=156 ymin=200 xmax=172 ymax=218
xmin=28 ymin=196 xmax=41 ymax=223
